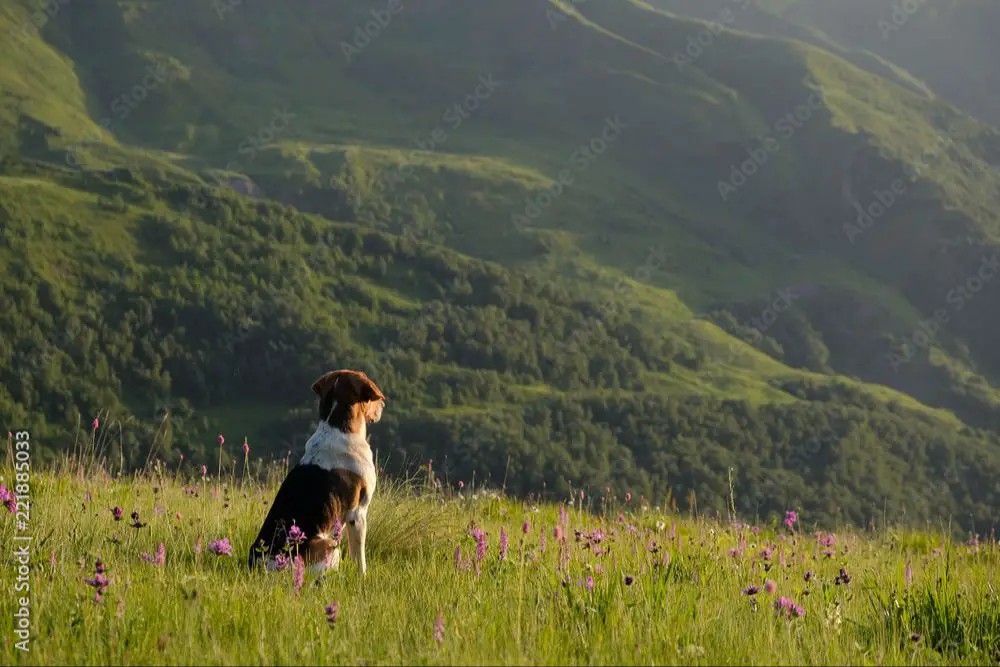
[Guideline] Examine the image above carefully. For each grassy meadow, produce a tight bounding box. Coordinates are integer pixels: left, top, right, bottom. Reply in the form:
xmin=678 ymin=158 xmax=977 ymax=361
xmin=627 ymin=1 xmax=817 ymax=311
xmin=2 ymin=455 xmax=999 ymax=666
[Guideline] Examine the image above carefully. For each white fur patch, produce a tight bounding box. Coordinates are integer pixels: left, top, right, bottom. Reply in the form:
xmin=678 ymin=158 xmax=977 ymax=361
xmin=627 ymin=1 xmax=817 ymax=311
xmin=299 ymin=421 xmax=377 ymax=498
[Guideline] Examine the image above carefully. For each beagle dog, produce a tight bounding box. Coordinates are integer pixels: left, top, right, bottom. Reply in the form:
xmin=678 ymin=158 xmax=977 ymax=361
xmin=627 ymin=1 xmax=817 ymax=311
xmin=248 ymin=369 xmax=385 ymax=575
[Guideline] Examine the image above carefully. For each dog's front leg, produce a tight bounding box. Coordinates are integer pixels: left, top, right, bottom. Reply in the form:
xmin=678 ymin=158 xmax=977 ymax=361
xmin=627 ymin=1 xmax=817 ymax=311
xmin=346 ymin=507 xmax=368 ymax=576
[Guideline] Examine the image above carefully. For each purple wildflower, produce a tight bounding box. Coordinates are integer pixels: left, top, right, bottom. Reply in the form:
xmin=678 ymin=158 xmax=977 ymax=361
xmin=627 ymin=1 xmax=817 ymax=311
xmin=499 ymin=527 xmax=509 ymax=561
xmin=287 ymin=524 xmax=306 ymax=547
xmin=207 ymin=538 xmax=233 ymax=556
xmin=743 ymin=585 xmax=761 ymax=596
xmin=804 ymin=570 xmax=814 ymax=582
xmin=273 ymin=554 xmax=289 ymax=571
xmin=83 ymin=560 xmax=111 ymax=602
xmin=293 ymin=555 xmax=305 ymax=595
xmin=764 ymin=580 xmax=777 ymax=594
xmin=325 ymin=601 xmax=339 ymax=627
xmin=784 ymin=511 xmax=798 ymax=530
xmin=433 ymin=611 xmax=445 ymax=643
xmin=834 ymin=568 xmax=851 ymax=585
xmin=141 ymin=543 xmax=166 ymax=566
xmin=111 ymin=506 xmax=123 ymax=522
xmin=0 ymin=484 xmax=15 ymax=513
xmin=522 ymin=520 xmax=530 ymax=535
xmin=539 ymin=532 xmax=547 ymax=553
xmin=583 ymin=576 xmax=594 ymax=591
xmin=624 ymin=575 xmax=634 ymax=586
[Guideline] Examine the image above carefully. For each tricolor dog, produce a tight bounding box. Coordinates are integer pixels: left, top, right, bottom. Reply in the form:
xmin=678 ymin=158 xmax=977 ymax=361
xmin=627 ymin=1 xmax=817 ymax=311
xmin=248 ymin=369 xmax=385 ymax=575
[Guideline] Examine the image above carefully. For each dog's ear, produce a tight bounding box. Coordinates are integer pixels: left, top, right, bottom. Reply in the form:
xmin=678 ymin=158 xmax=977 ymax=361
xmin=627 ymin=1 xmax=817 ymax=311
xmin=311 ymin=371 xmax=341 ymax=398
xmin=357 ymin=372 xmax=385 ymax=403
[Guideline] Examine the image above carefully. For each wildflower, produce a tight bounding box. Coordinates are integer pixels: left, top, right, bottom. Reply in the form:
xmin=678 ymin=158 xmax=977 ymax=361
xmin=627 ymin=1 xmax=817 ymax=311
xmin=92 ymin=418 xmax=99 ymax=431
xmin=559 ymin=505 xmax=568 ymax=526
xmin=457 ymin=481 xmax=464 ymax=489
xmin=905 ymin=561 xmax=913 ymax=587
xmin=130 ymin=511 xmax=146 ymax=529
xmin=207 ymin=538 xmax=233 ymax=556
xmin=818 ymin=533 xmax=836 ymax=547
xmin=539 ymin=532 xmax=546 ymax=553
xmin=624 ymin=575 xmax=634 ymax=586
xmin=111 ymin=506 xmax=123 ymax=522
xmin=522 ymin=520 xmax=530 ymax=535
xmin=0 ymin=484 xmax=15 ymax=513
xmin=834 ymin=568 xmax=851 ymax=585
xmin=583 ymin=576 xmax=594 ymax=591
xmin=804 ymin=570 xmax=814 ymax=582
xmin=784 ymin=511 xmax=798 ymax=530
xmin=293 ymin=555 xmax=305 ymax=595
xmin=217 ymin=434 xmax=225 ymax=447
xmin=141 ymin=543 xmax=166 ymax=566
xmin=625 ymin=491 xmax=632 ymax=503
xmin=554 ymin=525 xmax=564 ymax=541
xmin=273 ymin=554 xmax=289 ymax=571
xmin=200 ymin=465 xmax=207 ymax=478
xmin=728 ymin=547 xmax=742 ymax=559
xmin=433 ymin=611 xmax=445 ymax=643
xmin=760 ymin=546 xmax=774 ymax=560
xmin=499 ymin=527 xmax=509 ymax=561
xmin=764 ymin=580 xmax=777 ymax=594
xmin=194 ymin=537 xmax=203 ymax=555
xmin=325 ymin=601 xmax=339 ymax=627
xmin=287 ymin=524 xmax=306 ymax=547
xmin=773 ymin=596 xmax=802 ymax=618
xmin=743 ymin=585 xmax=761 ymax=596
xmin=242 ymin=437 xmax=250 ymax=457
xmin=83 ymin=560 xmax=110 ymax=602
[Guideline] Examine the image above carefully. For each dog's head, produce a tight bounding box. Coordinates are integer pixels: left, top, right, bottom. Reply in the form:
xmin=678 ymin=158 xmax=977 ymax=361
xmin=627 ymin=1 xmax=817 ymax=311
xmin=312 ymin=369 xmax=386 ymax=428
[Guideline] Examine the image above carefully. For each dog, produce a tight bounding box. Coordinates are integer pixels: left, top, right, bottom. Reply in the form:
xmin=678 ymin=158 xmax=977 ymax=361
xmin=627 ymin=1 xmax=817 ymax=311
xmin=248 ymin=369 xmax=385 ymax=575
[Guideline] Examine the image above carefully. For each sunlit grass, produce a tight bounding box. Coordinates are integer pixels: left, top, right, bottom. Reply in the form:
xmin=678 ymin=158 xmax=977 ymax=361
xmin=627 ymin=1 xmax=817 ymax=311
xmin=1 ymin=460 xmax=997 ymax=666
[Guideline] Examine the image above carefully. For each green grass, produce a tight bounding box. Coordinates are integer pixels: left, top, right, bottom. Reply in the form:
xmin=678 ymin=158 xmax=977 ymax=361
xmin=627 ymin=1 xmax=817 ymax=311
xmin=2 ymin=462 xmax=998 ymax=665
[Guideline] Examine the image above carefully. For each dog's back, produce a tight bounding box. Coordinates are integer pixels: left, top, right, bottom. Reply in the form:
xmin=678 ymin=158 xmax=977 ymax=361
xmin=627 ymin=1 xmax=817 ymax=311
xmin=248 ymin=464 xmax=366 ymax=569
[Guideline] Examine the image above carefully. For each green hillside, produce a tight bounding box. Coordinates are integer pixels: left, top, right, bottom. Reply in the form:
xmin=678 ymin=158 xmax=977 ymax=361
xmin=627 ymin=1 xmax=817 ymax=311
xmin=2 ymin=0 xmax=1000 ymax=531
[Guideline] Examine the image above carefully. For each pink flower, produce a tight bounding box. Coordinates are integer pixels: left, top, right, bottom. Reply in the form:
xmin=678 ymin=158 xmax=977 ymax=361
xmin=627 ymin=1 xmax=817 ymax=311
xmin=293 ymin=555 xmax=305 ymax=595
xmin=583 ymin=576 xmax=594 ymax=591
xmin=200 ymin=465 xmax=207 ymax=477
xmin=784 ymin=511 xmax=798 ymax=530
xmin=499 ymin=527 xmax=509 ymax=561
xmin=0 ymin=484 xmax=15 ymax=513
xmin=242 ymin=438 xmax=250 ymax=457
xmin=325 ymin=601 xmax=339 ymax=627
xmin=625 ymin=491 xmax=632 ymax=503
xmin=207 ymin=538 xmax=232 ymax=556
xmin=764 ymin=580 xmax=777 ymax=594
xmin=141 ymin=543 xmax=166 ymax=566
xmin=91 ymin=418 xmax=99 ymax=431
xmin=457 ymin=481 xmax=464 ymax=489
xmin=433 ymin=611 xmax=445 ymax=643
xmin=522 ymin=520 xmax=530 ymax=534
xmin=273 ymin=554 xmax=290 ymax=571
xmin=286 ymin=524 xmax=306 ymax=547
xmin=217 ymin=434 xmax=225 ymax=447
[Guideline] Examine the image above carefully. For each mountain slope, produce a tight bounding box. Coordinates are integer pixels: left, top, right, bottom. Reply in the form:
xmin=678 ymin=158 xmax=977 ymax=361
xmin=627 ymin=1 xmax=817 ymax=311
xmin=2 ymin=0 xmax=1000 ymax=529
